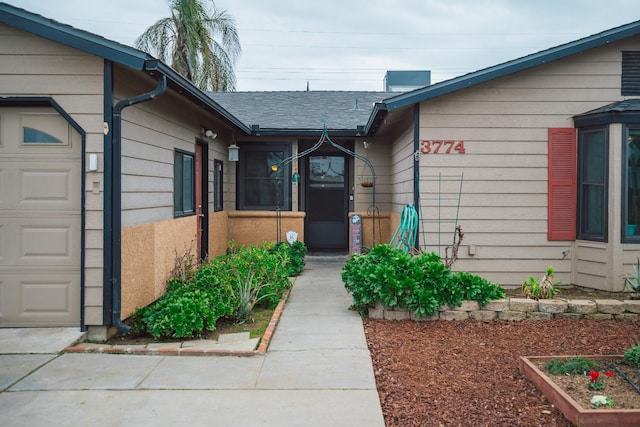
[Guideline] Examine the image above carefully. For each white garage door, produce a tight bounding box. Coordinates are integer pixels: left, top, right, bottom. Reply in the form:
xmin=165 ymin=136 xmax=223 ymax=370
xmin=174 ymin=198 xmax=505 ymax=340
xmin=0 ymin=107 xmax=81 ymax=326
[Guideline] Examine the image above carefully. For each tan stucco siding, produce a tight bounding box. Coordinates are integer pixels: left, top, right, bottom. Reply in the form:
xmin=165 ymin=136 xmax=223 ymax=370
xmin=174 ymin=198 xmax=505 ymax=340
xmin=227 ymin=211 xmax=306 ymax=247
xmin=0 ymin=24 xmax=106 ymax=325
xmin=417 ymin=37 xmax=640 ymax=287
xmin=208 ymin=211 xmax=230 ymax=257
xmin=121 ymin=216 xmax=196 ymax=319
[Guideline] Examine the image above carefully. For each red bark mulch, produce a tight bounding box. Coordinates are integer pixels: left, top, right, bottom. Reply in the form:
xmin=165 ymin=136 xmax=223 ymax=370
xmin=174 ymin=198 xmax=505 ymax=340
xmin=364 ymin=318 xmax=640 ymax=426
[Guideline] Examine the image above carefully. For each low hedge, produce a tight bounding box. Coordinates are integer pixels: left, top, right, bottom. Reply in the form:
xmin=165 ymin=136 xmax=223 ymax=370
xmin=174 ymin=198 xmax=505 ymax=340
xmin=342 ymin=244 xmax=505 ymax=318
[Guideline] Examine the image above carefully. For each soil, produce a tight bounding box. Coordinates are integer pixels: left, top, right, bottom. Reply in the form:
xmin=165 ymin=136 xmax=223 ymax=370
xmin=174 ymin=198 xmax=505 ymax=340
xmin=533 ymin=359 xmax=640 ymax=410
xmin=364 ymin=318 xmax=640 ymax=426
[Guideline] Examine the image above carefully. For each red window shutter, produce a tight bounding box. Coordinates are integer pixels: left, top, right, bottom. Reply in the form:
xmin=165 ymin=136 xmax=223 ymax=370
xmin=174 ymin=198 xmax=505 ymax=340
xmin=548 ymin=128 xmax=576 ymax=240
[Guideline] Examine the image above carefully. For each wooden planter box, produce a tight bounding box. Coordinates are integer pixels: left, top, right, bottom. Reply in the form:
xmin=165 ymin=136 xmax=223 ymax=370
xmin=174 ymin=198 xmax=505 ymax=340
xmin=519 ymin=355 xmax=640 ymax=427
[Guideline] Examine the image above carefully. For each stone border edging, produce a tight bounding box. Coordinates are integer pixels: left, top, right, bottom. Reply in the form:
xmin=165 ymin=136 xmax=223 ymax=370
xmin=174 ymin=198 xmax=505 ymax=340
xmin=64 ymin=288 xmax=291 ymax=357
xmin=368 ymin=298 xmax=640 ymax=321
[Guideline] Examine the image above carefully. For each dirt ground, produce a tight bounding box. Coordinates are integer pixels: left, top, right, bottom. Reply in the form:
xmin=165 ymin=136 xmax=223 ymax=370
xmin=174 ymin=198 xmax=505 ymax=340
xmin=364 ymin=318 xmax=640 ymax=426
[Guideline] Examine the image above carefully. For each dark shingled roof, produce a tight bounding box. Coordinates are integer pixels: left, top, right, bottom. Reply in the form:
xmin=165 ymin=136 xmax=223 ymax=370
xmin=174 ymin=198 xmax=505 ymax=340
xmin=580 ymin=99 xmax=640 ymax=115
xmin=573 ymin=99 xmax=640 ymax=127
xmin=208 ymin=91 xmax=397 ymax=132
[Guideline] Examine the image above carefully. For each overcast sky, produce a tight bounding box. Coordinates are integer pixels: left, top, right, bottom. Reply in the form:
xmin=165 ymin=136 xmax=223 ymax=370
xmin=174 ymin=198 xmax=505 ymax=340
xmin=4 ymin=0 xmax=639 ymax=91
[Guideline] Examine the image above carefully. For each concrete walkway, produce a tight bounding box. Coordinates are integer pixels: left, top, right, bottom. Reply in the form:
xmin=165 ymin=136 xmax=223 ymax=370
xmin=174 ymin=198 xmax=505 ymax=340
xmin=0 ymin=261 xmax=385 ymax=427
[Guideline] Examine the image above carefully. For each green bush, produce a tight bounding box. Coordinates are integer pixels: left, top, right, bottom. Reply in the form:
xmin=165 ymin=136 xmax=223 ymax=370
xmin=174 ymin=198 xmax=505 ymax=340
xmin=273 ymin=240 xmax=307 ymax=276
xmin=544 ymin=357 xmax=600 ymax=375
xmin=222 ymin=242 xmax=291 ymax=322
xmin=624 ymin=345 xmax=640 ymax=368
xmin=131 ymin=241 xmax=293 ymax=338
xmin=131 ymin=274 xmax=235 ymax=339
xmin=342 ymin=244 xmax=505 ymax=317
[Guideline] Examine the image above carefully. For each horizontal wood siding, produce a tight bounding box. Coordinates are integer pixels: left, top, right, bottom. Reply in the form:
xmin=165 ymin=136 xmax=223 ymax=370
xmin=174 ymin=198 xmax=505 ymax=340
xmin=353 ymin=137 xmax=392 ymax=212
xmin=115 ymin=66 xmax=232 ymax=228
xmin=0 ymin=24 xmax=106 ymax=326
xmin=390 ymin=126 xmax=416 ymax=214
xmin=417 ymin=37 xmax=640 ymax=286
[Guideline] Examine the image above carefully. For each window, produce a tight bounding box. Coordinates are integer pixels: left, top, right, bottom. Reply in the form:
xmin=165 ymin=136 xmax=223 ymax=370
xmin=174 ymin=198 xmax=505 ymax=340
xmin=214 ymin=159 xmax=223 ymax=211
xmin=624 ymin=126 xmax=640 ymax=240
xmin=622 ymin=51 xmax=640 ymax=96
xmin=174 ymin=149 xmax=195 ymax=216
xmin=237 ymin=143 xmax=291 ymax=210
xmin=577 ymin=127 xmax=608 ymax=241
xmin=23 ymin=127 xmax=64 ymax=144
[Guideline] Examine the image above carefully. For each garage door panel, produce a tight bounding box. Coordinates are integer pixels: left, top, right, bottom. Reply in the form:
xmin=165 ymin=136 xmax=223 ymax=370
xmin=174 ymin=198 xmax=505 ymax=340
xmin=0 ymin=224 xmax=5 ymax=264
xmin=21 ymin=168 xmax=73 ymax=203
xmin=0 ymin=277 xmax=14 ymax=319
xmin=0 ymin=274 xmax=79 ymax=325
xmin=0 ymin=218 xmax=80 ymax=267
xmin=0 ymin=160 xmax=81 ymax=210
xmin=21 ymin=224 xmax=78 ymax=262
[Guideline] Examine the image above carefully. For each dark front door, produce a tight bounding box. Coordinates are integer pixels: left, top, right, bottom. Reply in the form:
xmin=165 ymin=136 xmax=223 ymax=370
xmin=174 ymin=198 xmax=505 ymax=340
xmin=305 ymin=155 xmax=349 ymax=249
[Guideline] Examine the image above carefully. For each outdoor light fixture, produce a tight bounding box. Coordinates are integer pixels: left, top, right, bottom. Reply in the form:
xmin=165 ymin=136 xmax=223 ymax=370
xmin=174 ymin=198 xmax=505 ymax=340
xmin=201 ymin=128 xmax=217 ymax=139
xmin=227 ymin=143 xmax=239 ymax=162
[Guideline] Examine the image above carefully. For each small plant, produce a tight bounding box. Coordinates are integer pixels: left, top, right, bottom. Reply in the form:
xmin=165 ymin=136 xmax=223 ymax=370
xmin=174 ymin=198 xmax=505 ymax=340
xmin=590 ymin=395 xmax=615 ymax=408
xmin=168 ymin=239 xmax=199 ymax=284
xmin=623 ymin=258 xmax=640 ymax=293
xmin=587 ymin=370 xmax=615 ymax=390
xmin=522 ymin=266 xmax=559 ymax=300
xmin=623 ymin=344 xmax=640 ymax=368
xmin=544 ymin=357 xmax=599 ymax=375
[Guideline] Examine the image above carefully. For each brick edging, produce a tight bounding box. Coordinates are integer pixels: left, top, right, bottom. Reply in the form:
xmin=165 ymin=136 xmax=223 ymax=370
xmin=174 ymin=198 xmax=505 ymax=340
xmin=64 ymin=288 xmax=291 ymax=357
xmin=369 ymin=298 xmax=640 ymax=321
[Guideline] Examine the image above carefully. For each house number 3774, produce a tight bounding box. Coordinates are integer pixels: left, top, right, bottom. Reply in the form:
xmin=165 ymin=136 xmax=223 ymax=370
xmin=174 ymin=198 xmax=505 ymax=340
xmin=420 ymin=140 xmax=466 ymax=154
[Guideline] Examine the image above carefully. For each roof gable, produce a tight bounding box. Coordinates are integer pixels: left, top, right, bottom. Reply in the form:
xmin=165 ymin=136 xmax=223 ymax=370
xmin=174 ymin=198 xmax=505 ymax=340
xmin=0 ymin=2 xmax=251 ymax=134
xmin=0 ymin=2 xmax=150 ymax=69
xmin=385 ymin=19 xmax=640 ymax=112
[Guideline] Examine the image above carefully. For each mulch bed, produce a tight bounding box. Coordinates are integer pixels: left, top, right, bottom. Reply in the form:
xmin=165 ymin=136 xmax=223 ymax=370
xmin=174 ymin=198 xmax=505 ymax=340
xmin=364 ymin=318 xmax=640 ymax=426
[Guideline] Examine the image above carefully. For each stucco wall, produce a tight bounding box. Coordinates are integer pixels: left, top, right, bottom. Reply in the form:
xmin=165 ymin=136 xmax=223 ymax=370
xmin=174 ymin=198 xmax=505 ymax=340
xmin=227 ymin=211 xmax=306 ymax=246
xmin=208 ymin=210 xmax=230 ymax=258
xmin=121 ymin=216 xmax=196 ymax=319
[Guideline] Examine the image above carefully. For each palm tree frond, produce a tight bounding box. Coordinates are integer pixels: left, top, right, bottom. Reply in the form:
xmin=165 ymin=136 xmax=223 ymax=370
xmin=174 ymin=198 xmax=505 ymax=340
xmin=136 ymin=0 xmax=241 ymax=91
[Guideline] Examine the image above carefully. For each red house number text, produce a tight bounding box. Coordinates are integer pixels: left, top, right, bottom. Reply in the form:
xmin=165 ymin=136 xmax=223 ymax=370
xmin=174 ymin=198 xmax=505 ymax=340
xmin=420 ymin=140 xmax=466 ymax=154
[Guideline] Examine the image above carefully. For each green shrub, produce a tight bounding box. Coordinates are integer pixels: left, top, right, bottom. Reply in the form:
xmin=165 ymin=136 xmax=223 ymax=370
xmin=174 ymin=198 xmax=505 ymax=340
xmin=341 ymin=244 xmax=505 ymax=318
xmin=131 ymin=241 xmax=294 ymax=338
xmin=273 ymin=240 xmax=307 ymax=276
xmin=624 ymin=345 xmax=640 ymax=368
xmin=451 ymin=271 xmax=506 ymax=306
xmin=544 ymin=357 xmax=600 ymax=375
xmin=222 ymin=242 xmax=291 ymax=322
xmin=131 ymin=276 xmax=235 ymax=339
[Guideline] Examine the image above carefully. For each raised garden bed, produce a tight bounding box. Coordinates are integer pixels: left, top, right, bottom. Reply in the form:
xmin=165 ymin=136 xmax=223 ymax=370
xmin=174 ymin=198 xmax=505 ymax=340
xmin=519 ymin=355 xmax=640 ymax=426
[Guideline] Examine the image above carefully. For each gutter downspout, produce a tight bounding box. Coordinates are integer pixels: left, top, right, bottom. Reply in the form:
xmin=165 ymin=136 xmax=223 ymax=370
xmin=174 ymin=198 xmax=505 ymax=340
xmin=110 ymin=74 xmax=167 ymax=333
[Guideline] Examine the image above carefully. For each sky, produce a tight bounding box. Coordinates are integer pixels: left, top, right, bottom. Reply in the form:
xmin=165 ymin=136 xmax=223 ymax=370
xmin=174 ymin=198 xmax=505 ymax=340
xmin=4 ymin=0 xmax=640 ymax=91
